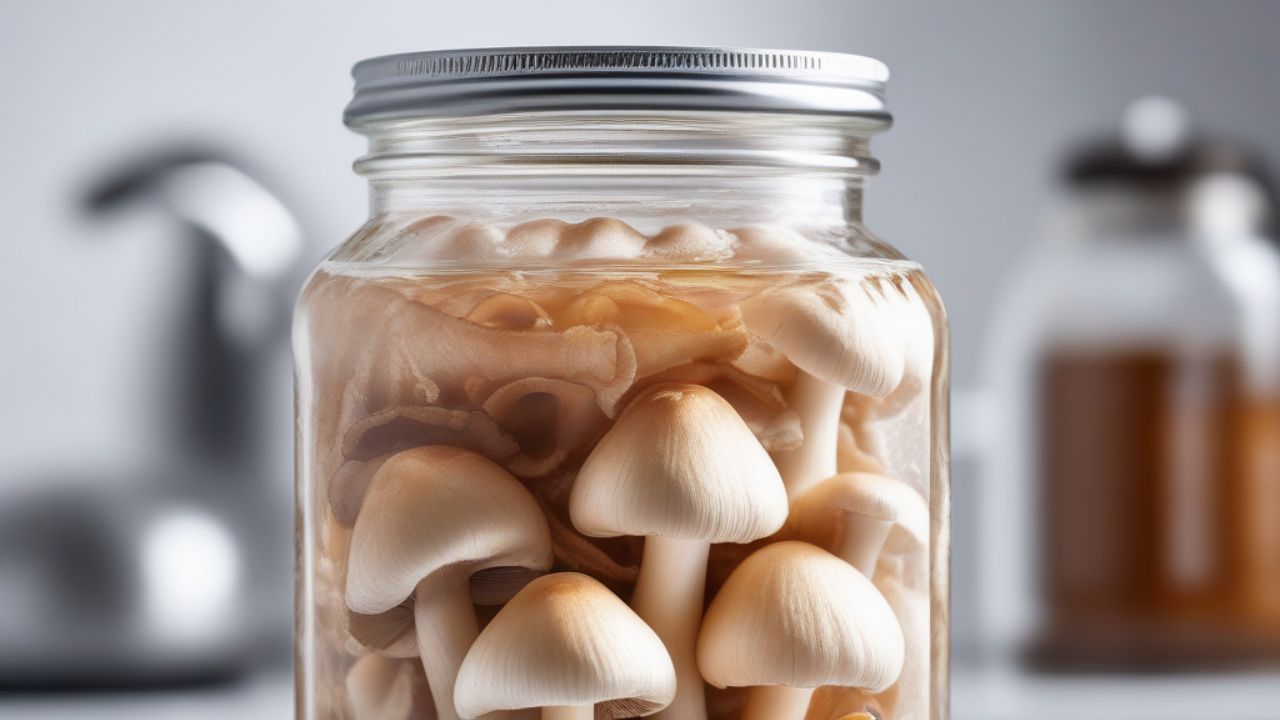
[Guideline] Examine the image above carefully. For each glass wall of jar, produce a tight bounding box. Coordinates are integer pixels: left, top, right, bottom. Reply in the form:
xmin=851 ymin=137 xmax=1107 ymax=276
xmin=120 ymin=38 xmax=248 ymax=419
xmin=294 ymin=47 xmax=949 ymax=720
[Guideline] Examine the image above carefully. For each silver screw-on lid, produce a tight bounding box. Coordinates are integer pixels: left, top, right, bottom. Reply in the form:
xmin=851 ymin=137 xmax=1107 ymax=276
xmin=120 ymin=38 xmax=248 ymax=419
xmin=344 ymin=46 xmax=890 ymax=126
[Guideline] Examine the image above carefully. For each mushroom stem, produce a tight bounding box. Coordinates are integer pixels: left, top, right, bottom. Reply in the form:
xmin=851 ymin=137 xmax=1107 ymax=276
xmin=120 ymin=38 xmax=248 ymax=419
xmin=542 ymin=707 xmax=594 ymax=720
xmin=631 ymin=536 xmax=711 ymax=720
xmin=839 ymin=517 xmax=894 ymax=577
xmin=413 ymin=579 xmax=478 ymax=720
xmin=741 ymin=685 xmax=815 ymax=720
xmin=771 ymin=370 xmax=845 ymax=499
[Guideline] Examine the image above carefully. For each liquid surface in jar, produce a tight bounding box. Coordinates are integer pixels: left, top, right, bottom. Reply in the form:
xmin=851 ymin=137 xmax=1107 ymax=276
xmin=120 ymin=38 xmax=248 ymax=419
xmin=296 ymin=255 xmax=941 ymax=720
xmin=1034 ymin=348 xmax=1280 ymax=669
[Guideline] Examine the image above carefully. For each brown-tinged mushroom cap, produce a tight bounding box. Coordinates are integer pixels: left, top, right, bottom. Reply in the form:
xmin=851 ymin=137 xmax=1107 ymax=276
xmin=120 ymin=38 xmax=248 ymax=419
xmin=345 ymin=654 xmax=434 ymax=720
xmin=740 ymin=276 xmax=904 ymax=398
xmin=346 ymin=446 xmax=551 ymax=615
xmin=480 ymin=376 xmax=607 ymax=478
xmin=789 ymin=472 xmax=929 ymax=577
xmin=454 ymin=573 xmax=676 ymax=719
xmin=697 ymin=541 xmax=905 ymax=694
xmin=570 ymin=383 xmax=787 ymax=543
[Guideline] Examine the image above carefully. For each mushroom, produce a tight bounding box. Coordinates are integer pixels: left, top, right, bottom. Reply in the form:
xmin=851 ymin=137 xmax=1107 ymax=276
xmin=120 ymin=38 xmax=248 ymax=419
xmin=877 ymin=275 xmax=937 ymax=417
xmin=697 ymin=541 xmax=905 ymax=720
xmin=346 ymin=446 xmax=553 ymax=720
xmin=455 ymin=573 xmax=677 ymax=720
xmin=788 ymin=472 xmax=929 ymax=577
xmin=479 ymin=377 xmax=607 ymax=478
xmin=740 ymin=276 xmax=904 ymax=498
xmin=398 ymin=215 xmax=503 ymax=261
xmin=345 ymin=654 xmax=434 ymax=720
xmin=570 ymin=383 xmax=788 ymax=720
xmin=505 ymin=218 xmax=570 ymax=257
xmin=558 ymin=281 xmax=747 ymax=379
xmin=341 ymin=406 xmax=519 ymax=466
xmin=329 ymin=453 xmax=396 ymax=527
xmin=311 ymin=277 xmax=636 ymax=440
xmin=344 ymin=565 xmax=551 ymax=660
xmin=554 ymin=217 xmax=648 ymax=259
xmin=631 ymin=362 xmax=801 ymax=451
xmin=644 ymin=223 xmax=735 ymax=260
xmin=464 ymin=292 xmax=554 ymax=330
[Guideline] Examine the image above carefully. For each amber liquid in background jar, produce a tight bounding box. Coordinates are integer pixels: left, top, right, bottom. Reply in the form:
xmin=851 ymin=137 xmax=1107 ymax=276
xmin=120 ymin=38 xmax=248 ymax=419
xmin=1033 ymin=346 xmax=1280 ymax=669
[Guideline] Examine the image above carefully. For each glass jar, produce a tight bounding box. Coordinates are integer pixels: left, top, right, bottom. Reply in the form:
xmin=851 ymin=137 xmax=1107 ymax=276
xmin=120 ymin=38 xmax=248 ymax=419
xmin=294 ymin=47 xmax=949 ymax=720
xmin=983 ymin=99 xmax=1280 ymax=671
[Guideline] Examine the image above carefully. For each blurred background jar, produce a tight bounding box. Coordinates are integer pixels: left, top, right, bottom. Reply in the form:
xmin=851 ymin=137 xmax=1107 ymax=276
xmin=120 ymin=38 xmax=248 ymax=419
xmin=983 ymin=97 xmax=1280 ymax=671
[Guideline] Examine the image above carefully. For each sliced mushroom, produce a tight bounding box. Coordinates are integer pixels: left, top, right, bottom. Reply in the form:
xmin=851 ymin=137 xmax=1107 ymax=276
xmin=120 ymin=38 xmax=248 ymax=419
xmin=312 ymin=277 xmax=636 ymax=447
xmin=740 ymin=275 xmax=904 ymax=499
xmin=632 ymin=363 xmax=801 ymax=451
xmin=346 ymin=654 xmax=435 ymax=720
xmin=455 ymin=573 xmax=677 ymax=720
xmin=341 ymin=406 xmax=519 ymax=464
xmin=788 ymin=472 xmax=929 ymax=577
xmin=571 ymin=384 xmax=788 ymax=720
xmin=346 ymin=446 xmax=553 ymax=720
xmin=480 ymin=377 xmax=607 ymax=478
xmin=558 ymin=281 xmax=748 ymax=380
xmin=697 ymin=541 xmax=905 ymax=720
xmin=464 ymin=292 xmax=554 ymax=330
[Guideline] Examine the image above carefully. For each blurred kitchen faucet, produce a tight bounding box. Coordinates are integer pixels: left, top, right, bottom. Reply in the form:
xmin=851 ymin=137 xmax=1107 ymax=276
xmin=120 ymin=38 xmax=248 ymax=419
xmin=0 ymin=149 xmax=306 ymax=688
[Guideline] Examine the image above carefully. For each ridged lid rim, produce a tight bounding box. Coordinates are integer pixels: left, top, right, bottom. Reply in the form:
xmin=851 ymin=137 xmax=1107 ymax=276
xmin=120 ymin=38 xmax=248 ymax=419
xmin=345 ymin=46 xmax=891 ymax=126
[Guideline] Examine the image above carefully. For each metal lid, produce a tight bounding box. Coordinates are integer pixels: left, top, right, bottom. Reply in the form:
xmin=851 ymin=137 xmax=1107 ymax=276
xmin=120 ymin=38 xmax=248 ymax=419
xmin=344 ymin=46 xmax=890 ymax=126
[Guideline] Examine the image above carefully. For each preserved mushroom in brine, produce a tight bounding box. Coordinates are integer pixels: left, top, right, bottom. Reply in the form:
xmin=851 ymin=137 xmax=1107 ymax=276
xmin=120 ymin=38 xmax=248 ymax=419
xmin=297 ymin=216 xmax=941 ymax=720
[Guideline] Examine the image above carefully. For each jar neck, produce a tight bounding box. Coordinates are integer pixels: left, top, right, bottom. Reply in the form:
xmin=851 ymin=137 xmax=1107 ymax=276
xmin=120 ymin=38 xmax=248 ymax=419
xmin=354 ymin=111 xmax=882 ymax=231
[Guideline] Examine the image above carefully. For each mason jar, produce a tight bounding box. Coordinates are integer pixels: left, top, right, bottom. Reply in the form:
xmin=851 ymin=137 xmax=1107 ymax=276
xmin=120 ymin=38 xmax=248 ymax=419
xmin=294 ymin=46 xmax=949 ymax=720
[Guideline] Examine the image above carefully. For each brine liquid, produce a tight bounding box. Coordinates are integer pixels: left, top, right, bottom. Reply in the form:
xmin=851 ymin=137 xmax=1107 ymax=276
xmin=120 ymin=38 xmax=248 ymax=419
xmin=1034 ymin=348 xmax=1280 ymax=669
xmin=295 ymin=260 xmax=945 ymax=720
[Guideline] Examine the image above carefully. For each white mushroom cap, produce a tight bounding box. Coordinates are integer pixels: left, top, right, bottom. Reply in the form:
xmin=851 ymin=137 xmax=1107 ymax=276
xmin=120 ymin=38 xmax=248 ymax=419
xmin=570 ymin=383 xmax=788 ymax=544
xmin=454 ymin=573 xmax=676 ymax=718
xmin=346 ymin=445 xmax=552 ymax=616
xmin=697 ymin=541 xmax=905 ymax=693
xmin=553 ymin=217 xmax=648 ymax=259
xmin=740 ymin=276 xmax=904 ymax=397
xmin=644 ymin=223 xmax=735 ymax=260
xmin=790 ymin=472 xmax=930 ymax=553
